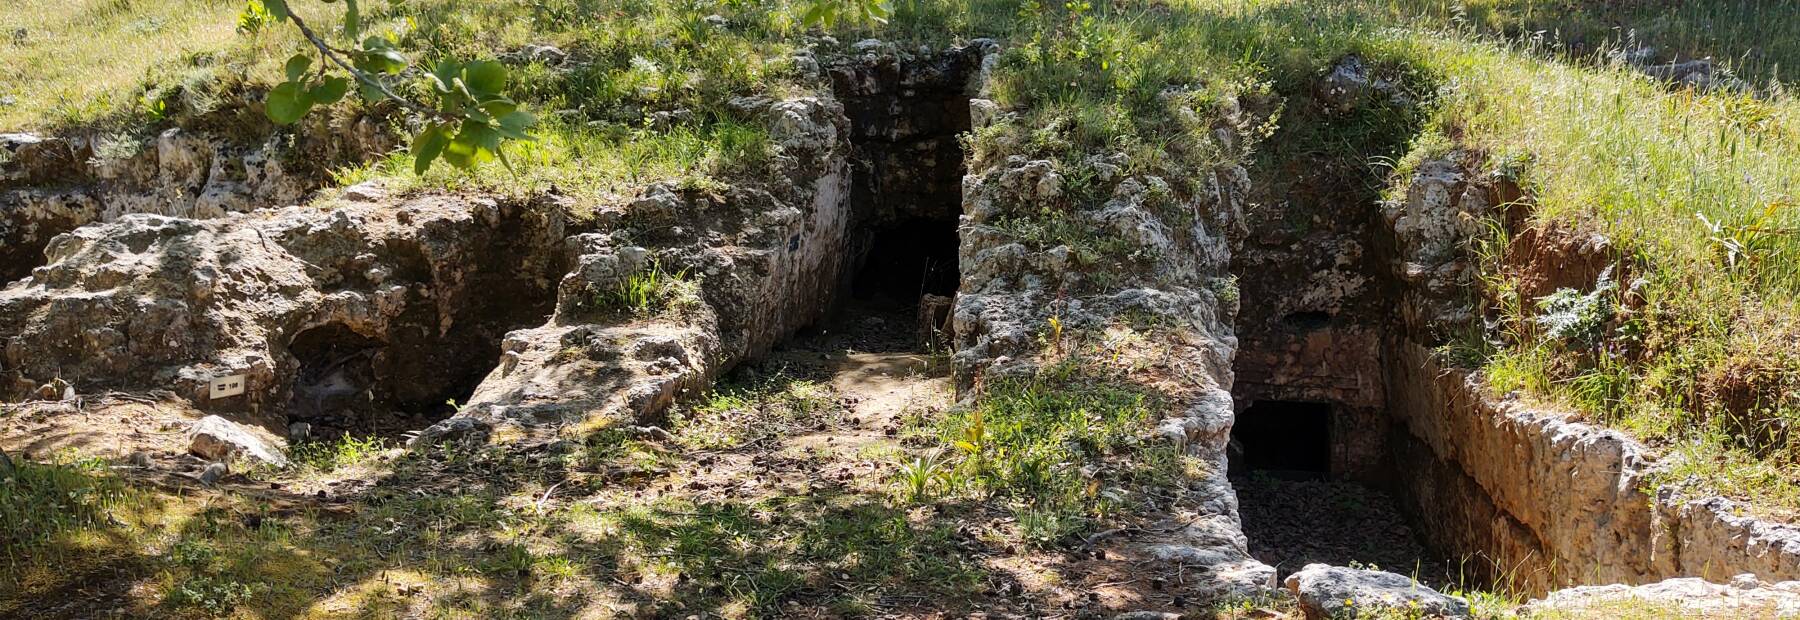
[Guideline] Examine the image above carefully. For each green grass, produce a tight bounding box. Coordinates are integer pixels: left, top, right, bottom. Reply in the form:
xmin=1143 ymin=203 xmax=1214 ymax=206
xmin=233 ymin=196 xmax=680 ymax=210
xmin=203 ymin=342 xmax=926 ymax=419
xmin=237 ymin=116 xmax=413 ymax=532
xmin=926 ymin=361 xmax=1193 ymax=545
xmin=0 ymin=455 xmax=155 ymax=575
xmin=0 ymin=0 xmax=277 ymax=129
xmin=670 ymin=371 xmax=841 ymax=450
xmin=1378 ymin=0 xmax=1800 ymax=85
xmin=286 ymin=432 xmax=392 ymax=473
xmin=1385 ymin=28 xmax=1800 ymax=511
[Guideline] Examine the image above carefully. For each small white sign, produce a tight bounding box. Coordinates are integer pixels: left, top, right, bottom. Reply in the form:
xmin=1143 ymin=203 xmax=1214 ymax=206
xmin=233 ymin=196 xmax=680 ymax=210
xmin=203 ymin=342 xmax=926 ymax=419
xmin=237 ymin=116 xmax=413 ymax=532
xmin=209 ymin=374 xmax=247 ymax=399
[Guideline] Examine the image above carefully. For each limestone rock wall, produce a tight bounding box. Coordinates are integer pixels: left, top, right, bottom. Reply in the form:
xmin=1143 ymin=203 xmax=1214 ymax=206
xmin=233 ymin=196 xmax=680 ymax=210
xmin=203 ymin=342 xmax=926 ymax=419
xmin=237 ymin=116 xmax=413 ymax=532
xmin=0 ymin=190 xmax=567 ymax=429
xmin=1387 ymin=340 xmax=1800 ymax=592
xmin=0 ymin=114 xmax=397 ymax=283
xmin=1380 ymin=154 xmax=1800 ymax=594
xmin=452 ymin=95 xmax=857 ymax=432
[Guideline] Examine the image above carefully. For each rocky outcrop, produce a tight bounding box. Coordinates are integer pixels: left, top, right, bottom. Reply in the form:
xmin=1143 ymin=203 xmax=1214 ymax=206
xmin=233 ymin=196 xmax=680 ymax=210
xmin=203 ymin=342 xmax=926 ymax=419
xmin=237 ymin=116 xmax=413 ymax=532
xmin=1283 ymin=564 xmax=1469 ymax=619
xmin=419 ymin=94 xmax=857 ymax=442
xmin=1316 ymin=55 xmax=1413 ymax=114
xmin=1382 ymin=152 xmax=1517 ymax=338
xmin=1527 ymin=574 xmax=1800 ymax=618
xmin=447 ymin=43 xmax=994 ymax=441
xmin=1 ymin=115 xmax=396 ymax=284
xmin=0 ymin=190 xmax=567 ymax=431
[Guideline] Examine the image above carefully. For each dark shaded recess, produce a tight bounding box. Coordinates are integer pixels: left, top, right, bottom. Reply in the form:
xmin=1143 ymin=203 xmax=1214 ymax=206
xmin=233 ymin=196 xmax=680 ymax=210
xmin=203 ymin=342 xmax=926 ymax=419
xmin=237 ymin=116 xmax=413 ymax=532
xmin=821 ymin=47 xmax=980 ymax=350
xmin=852 ymin=217 xmax=960 ymax=305
xmin=0 ymin=215 xmax=79 ymax=285
xmin=1281 ymin=310 xmax=1333 ymax=330
xmin=287 ymin=322 xmax=382 ymax=423
xmin=283 ymin=217 xmax=564 ymax=437
xmin=1232 ymin=400 xmax=1332 ymax=478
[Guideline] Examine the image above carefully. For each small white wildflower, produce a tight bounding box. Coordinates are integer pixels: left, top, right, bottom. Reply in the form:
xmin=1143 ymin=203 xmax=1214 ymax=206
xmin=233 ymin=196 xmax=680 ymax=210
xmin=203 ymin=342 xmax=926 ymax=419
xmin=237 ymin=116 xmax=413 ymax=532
xmin=629 ymin=56 xmax=661 ymax=75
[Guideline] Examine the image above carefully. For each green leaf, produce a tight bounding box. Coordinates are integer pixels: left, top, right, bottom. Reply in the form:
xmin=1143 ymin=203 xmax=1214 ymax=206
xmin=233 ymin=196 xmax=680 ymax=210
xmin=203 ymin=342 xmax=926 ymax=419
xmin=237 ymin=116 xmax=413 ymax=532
xmin=477 ymin=99 xmax=518 ymax=118
xmin=461 ymin=60 xmax=508 ymax=95
xmin=355 ymin=37 xmax=407 ymax=74
xmin=803 ymin=3 xmax=830 ymax=27
xmin=441 ymin=121 xmax=501 ymax=170
xmin=264 ymin=0 xmax=290 ymax=21
xmin=412 ymin=123 xmax=449 ymax=175
xmin=355 ymin=49 xmax=408 ymax=75
xmin=265 ymin=81 xmax=314 ymax=124
xmin=496 ymin=144 xmax=516 ymax=175
xmin=309 ymin=76 xmax=350 ymax=105
xmin=343 ymin=0 xmax=361 ymax=37
xmin=495 ymin=109 xmax=536 ymax=140
xmin=285 ymin=53 xmax=312 ymax=81
xmin=865 ymin=0 xmax=893 ymax=23
xmin=430 ymin=60 xmax=462 ymax=94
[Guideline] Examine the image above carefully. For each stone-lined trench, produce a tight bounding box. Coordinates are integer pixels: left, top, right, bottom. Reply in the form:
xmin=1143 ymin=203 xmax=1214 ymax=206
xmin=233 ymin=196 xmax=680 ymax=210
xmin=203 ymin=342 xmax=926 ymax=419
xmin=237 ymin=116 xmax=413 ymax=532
xmin=1219 ymin=59 xmax=1520 ymax=592
xmin=825 ymin=46 xmax=975 ymax=350
xmin=1223 ymin=55 xmax=1800 ymax=597
xmin=292 ymin=47 xmax=983 ymax=441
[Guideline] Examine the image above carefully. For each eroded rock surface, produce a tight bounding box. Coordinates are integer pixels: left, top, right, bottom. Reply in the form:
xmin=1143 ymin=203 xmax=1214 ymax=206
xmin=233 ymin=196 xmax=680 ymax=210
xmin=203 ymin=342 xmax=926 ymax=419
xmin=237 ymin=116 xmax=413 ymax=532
xmin=954 ymin=90 xmax=1275 ymax=599
xmin=1283 ymin=564 xmax=1469 ymax=619
xmin=188 ymin=414 xmax=287 ymax=467
xmin=427 ymin=95 xmax=857 ymax=442
xmin=1528 ymin=574 xmax=1800 ymax=618
xmin=0 ymin=191 xmax=567 ymax=432
xmin=1 ymin=117 xmax=396 ymax=283
xmin=1380 ymin=155 xmax=1800 ymax=591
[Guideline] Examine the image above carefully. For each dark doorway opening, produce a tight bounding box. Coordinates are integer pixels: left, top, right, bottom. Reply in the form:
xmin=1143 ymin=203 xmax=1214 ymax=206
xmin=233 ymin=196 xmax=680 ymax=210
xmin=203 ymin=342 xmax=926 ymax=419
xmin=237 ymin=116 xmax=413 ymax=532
xmin=283 ymin=321 xmax=469 ymax=439
xmin=852 ymin=217 xmax=960 ymax=306
xmin=823 ymin=47 xmax=982 ymax=354
xmin=1231 ymin=400 xmax=1332 ymax=478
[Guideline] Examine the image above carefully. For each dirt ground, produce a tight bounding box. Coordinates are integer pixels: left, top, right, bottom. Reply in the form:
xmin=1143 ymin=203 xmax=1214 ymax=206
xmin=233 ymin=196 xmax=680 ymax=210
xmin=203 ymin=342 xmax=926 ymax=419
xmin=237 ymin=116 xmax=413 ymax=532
xmin=0 ymin=302 xmax=1307 ymax=619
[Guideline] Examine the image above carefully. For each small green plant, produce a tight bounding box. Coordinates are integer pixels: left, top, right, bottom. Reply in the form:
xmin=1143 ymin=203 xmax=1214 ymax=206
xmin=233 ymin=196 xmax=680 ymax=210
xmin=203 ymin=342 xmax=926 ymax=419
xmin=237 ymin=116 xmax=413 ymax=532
xmin=235 ymin=0 xmax=273 ymax=34
xmin=1534 ymin=268 xmax=1617 ymax=347
xmin=895 ymin=449 xmax=951 ymax=502
xmin=614 ymin=266 xmax=663 ymax=313
xmin=596 ymin=261 xmax=691 ymax=316
xmin=800 ymin=0 xmax=893 ymax=28
xmin=163 ymin=573 xmax=257 ymax=615
xmin=951 ymin=408 xmax=988 ymax=472
xmin=289 ymin=433 xmax=389 ymax=473
xmin=1015 ymin=504 xmax=1084 ymax=547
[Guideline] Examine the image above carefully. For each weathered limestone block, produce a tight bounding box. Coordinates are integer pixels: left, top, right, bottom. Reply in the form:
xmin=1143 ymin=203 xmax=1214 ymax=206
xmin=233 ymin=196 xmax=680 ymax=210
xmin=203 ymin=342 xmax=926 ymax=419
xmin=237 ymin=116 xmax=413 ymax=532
xmin=953 ymin=111 xmax=1272 ymax=600
xmin=421 ymin=96 xmax=857 ymax=443
xmin=1529 ymin=574 xmax=1800 ymax=618
xmin=1381 ymin=154 xmax=1800 ymax=590
xmin=1 ymin=191 xmax=568 ymax=428
xmin=188 ymin=414 xmax=288 ymax=467
xmin=1283 ymin=564 xmax=1469 ymax=619
xmin=2 ymin=117 xmax=397 ymax=283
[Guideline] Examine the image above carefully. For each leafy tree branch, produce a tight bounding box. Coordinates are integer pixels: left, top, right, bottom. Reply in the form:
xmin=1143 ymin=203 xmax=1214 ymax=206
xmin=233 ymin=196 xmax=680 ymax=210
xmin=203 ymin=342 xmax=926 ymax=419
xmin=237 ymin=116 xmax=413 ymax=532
xmin=250 ymin=0 xmax=535 ymax=173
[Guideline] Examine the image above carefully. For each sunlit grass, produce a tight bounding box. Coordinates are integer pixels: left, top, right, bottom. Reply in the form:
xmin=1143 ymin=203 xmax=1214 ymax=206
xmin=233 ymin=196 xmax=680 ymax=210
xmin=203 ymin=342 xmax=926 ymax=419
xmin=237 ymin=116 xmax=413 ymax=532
xmin=1378 ymin=0 xmax=1800 ymax=86
xmin=0 ymin=0 xmax=285 ymax=129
